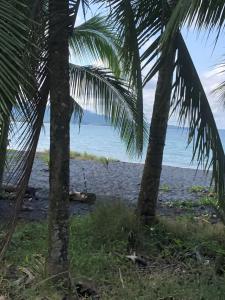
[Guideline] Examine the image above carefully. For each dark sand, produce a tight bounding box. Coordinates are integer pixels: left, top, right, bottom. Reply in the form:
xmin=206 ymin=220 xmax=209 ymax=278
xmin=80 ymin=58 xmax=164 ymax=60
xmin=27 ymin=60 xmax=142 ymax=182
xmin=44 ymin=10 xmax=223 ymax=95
xmin=0 ymin=159 xmax=212 ymax=221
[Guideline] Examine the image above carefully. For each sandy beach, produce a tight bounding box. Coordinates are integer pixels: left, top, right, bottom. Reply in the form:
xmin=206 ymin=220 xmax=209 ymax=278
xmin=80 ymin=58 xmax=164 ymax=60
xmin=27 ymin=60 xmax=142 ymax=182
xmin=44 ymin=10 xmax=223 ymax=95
xmin=0 ymin=158 xmax=212 ymax=222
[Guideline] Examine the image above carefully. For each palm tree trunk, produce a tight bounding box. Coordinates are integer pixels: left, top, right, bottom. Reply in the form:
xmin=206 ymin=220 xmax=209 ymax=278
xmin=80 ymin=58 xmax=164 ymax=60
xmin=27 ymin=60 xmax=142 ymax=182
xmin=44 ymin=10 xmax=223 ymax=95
xmin=47 ymin=0 xmax=71 ymax=283
xmin=137 ymin=45 xmax=176 ymax=224
xmin=0 ymin=105 xmax=12 ymax=191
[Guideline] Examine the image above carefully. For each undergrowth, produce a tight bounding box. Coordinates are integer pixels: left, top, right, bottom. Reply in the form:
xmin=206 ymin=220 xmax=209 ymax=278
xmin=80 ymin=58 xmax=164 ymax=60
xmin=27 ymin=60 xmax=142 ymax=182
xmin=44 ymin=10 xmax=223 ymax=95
xmin=1 ymin=202 xmax=225 ymax=299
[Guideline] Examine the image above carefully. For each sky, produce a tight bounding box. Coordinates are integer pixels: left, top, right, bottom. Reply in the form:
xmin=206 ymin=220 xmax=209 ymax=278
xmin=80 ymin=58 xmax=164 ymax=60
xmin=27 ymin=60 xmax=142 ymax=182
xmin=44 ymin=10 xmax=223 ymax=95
xmin=143 ymin=29 xmax=225 ymax=129
xmin=73 ymin=7 xmax=225 ymax=130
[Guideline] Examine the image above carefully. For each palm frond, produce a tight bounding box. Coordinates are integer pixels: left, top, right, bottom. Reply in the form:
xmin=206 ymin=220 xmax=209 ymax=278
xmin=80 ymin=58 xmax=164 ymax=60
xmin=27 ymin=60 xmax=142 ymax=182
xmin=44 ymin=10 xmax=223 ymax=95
xmin=69 ymin=63 xmax=147 ymax=155
xmin=102 ymin=0 xmax=145 ymax=151
xmin=163 ymin=0 xmax=225 ymax=47
xmin=171 ymin=34 xmax=225 ymax=203
xmin=0 ymin=0 xmax=32 ymax=119
xmin=70 ymin=96 xmax=84 ymax=125
xmin=70 ymin=15 xmax=121 ymax=77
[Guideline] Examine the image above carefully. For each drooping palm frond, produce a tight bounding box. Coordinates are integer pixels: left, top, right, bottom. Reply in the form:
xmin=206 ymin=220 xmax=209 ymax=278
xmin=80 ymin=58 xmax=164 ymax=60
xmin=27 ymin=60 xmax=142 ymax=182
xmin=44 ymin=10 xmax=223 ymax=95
xmin=98 ymin=0 xmax=145 ymax=151
xmin=0 ymin=0 xmax=49 ymax=258
xmin=136 ymin=0 xmax=171 ymax=84
xmin=69 ymin=63 xmax=147 ymax=155
xmin=70 ymin=95 xmax=84 ymax=125
xmin=162 ymin=0 xmax=225 ymax=47
xmin=171 ymin=34 xmax=225 ymax=203
xmin=70 ymin=15 xmax=121 ymax=77
xmin=0 ymin=79 xmax=49 ymax=260
xmin=0 ymin=0 xmax=32 ymax=119
xmin=133 ymin=1 xmax=225 ymax=202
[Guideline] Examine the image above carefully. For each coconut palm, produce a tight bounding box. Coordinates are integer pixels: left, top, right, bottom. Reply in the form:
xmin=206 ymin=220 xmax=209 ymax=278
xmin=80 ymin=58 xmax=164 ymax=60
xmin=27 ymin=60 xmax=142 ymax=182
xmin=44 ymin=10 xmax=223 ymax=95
xmin=101 ymin=0 xmax=225 ymax=223
xmin=161 ymin=0 xmax=225 ymax=212
xmin=0 ymin=0 xmax=36 ymax=190
xmin=0 ymin=1 xmax=146 ymax=264
xmin=47 ymin=0 xmax=71 ymax=283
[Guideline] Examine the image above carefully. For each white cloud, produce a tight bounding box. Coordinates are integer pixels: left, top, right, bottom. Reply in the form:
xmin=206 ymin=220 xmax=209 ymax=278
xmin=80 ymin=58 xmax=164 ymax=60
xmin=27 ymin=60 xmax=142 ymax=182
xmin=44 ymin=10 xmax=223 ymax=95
xmin=201 ymin=70 xmax=225 ymax=129
xmin=142 ymin=69 xmax=225 ymax=129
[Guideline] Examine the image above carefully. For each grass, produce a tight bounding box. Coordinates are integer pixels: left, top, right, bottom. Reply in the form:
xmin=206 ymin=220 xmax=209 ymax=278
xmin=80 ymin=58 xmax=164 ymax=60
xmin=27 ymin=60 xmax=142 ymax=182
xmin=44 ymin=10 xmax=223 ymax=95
xmin=36 ymin=150 xmax=118 ymax=165
xmin=164 ymin=197 xmax=216 ymax=209
xmin=1 ymin=202 xmax=225 ymax=299
xmin=159 ymin=184 xmax=170 ymax=192
xmin=189 ymin=185 xmax=211 ymax=193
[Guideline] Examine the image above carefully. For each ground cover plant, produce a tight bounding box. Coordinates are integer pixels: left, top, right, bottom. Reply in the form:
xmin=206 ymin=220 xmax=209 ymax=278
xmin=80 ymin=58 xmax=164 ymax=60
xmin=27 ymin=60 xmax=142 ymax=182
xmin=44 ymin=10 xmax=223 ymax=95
xmin=35 ymin=150 xmax=118 ymax=165
xmin=1 ymin=202 xmax=225 ymax=299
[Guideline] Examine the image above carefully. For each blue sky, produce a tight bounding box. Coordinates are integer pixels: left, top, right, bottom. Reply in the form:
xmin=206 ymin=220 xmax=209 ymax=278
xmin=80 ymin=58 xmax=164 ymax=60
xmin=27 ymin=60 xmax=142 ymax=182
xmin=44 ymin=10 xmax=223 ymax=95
xmin=75 ymin=8 xmax=225 ymax=129
xmin=143 ymin=29 xmax=225 ymax=129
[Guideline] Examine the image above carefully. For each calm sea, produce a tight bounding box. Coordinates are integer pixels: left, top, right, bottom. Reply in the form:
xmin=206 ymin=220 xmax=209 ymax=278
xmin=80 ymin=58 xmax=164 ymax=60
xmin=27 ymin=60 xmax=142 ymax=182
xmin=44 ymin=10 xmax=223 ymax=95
xmin=10 ymin=123 xmax=225 ymax=169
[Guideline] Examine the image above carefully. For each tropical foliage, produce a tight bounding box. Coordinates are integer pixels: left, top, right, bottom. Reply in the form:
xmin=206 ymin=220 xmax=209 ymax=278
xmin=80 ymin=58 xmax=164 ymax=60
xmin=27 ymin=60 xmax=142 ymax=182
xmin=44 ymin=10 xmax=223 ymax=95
xmin=0 ymin=0 xmax=146 ymax=258
xmin=104 ymin=0 xmax=225 ymax=219
xmin=161 ymin=0 xmax=225 ymax=206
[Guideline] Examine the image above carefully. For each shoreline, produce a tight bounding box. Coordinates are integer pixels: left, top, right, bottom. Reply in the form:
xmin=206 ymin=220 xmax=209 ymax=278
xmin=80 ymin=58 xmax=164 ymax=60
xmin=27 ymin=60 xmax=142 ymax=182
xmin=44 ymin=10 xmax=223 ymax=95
xmin=8 ymin=148 xmax=211 ymax=170
xmin=0 ymin=158 xmax=212 ymax=222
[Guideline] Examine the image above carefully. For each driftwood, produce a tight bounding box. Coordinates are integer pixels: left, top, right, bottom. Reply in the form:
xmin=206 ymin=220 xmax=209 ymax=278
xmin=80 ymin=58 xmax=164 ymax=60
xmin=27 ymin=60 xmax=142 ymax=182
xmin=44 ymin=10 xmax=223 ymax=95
xmin=2 ymin=185 xmax=37 ymax=201
xmin=2 ymin=185 xmax=96 ymax=205
xmin=69 ymin=192 xmax=96 ymax=204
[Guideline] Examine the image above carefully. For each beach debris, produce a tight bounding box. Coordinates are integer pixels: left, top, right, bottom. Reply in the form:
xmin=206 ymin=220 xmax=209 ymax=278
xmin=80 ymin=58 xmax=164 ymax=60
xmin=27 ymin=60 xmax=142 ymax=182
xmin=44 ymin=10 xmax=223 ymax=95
xmin=21 ymin=204 xmax=34 ymax=211
xmin=126 ymin=252 xmax=148 ymax=267
xmin=15 ymin=267 xmax=35 ymax=285
xmin=2 ymin=185 xmax=37 ymax=201
xmin=69 ymin=191 xmax=96 ymax=204
xmin=75 ymin=280 xmax=99 ymax=299
xmin=3 ymin=264 xmax=35 ymax=286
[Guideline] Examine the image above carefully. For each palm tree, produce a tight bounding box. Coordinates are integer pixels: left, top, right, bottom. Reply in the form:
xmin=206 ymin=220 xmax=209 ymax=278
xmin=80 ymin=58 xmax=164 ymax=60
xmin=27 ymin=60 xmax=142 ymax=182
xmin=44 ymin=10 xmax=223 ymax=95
xmin=103 ymin=0 xmax=225 ymax=223
xmin=160 ymin=0 xmax=225 ymax=212
xmin=0 ymin=1 xmax=145 ymax=260
xmin=0 ymin=1 xmax=35 ymax=191
xmin=47 ymin=0 xmax=71 ymax=279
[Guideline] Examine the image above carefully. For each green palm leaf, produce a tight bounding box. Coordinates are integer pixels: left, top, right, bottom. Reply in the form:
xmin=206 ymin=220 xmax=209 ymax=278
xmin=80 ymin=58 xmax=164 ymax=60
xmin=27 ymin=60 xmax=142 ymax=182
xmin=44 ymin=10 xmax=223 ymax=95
xmin=69 ymin=63 xmax=147 ymax=155
xmin=102 ymin=0 xmax=145 ymax=151
xmin=134 ymin=0 xmax=225 ymax=202
xmin=0 ymin=0 xmax=31 ymax=118
xmin=162 ymin=0 xmax=225 ymax=47
xmin=172 ymin=34 xmax=225 ymax=203
xmin=70 ymin=15 xmax=121 ymax=77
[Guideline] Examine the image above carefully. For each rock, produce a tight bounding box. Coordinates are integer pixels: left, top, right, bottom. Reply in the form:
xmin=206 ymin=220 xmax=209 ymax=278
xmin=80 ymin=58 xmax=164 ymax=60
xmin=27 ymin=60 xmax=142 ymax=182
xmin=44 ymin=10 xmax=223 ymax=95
xmin=21 ymin=204 xmax=34 ymax=212
xmin=75 ymin=280 xmax=99 ymax=299
xmin=69 ymin=192 xmax=96 ymax=204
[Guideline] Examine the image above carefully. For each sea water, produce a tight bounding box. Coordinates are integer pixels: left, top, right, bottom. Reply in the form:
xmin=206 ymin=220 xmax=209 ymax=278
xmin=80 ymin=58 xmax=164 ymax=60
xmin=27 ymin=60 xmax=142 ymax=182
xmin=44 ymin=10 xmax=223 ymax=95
xmin=9 ymin=123 xmax=225 ymax=169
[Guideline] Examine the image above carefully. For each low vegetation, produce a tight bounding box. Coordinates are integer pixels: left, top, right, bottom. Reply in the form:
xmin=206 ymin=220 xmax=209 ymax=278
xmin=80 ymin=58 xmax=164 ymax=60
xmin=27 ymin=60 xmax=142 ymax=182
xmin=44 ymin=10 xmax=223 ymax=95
xmin=35 ymin=150 xmax=118 ymax=165
xmin=159 ymin=184 xmax=171 ymax=192
xmin=1 ymin=202 xmax=225 ymax=299
xmin=164 ymin=197 xmax=216 ymax=209
xmin=189 ymin=185 xmax=211 ymax=193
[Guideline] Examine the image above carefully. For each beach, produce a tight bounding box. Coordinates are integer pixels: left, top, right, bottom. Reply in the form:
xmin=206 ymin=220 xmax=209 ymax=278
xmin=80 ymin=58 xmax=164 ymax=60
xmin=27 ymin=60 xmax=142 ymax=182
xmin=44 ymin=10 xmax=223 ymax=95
xmin=0 ymin=158 xmax=212 ymax=221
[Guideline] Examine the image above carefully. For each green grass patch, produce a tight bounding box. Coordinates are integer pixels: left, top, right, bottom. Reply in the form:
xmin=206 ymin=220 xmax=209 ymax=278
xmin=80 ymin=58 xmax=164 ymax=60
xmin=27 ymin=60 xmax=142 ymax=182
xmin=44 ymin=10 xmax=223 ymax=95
xmin=36 ymin=150 xmax=118 ymax=165
xmin=1 ymin=202 xmax=225 ymax=299
xmin=165 ymin=197 xmax=217 ymax=210
xmin=189 ymin=185 xmax=210 ymax=193
xmin=159 ymin=184 xmax=171 ymax=192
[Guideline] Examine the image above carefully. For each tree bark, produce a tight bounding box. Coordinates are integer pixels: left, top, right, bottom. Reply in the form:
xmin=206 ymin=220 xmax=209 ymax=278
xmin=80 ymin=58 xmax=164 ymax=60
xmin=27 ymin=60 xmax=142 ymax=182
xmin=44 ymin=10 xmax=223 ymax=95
xmin=137 ymin=45 xmax=176 ymax=224
xmin=0 ymin=105 xmax=12 ymax=191
xmin=47 ymin=0 xmax=71 ymax=284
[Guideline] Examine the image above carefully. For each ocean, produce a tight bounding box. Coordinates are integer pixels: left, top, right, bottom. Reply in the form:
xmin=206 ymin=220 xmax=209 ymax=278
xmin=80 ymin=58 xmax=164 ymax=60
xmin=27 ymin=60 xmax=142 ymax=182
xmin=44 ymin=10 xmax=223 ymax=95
xmin=9 ymin=122 xmax=225 ymax=169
